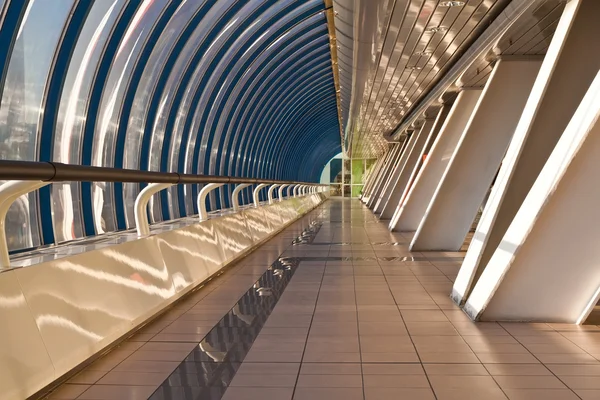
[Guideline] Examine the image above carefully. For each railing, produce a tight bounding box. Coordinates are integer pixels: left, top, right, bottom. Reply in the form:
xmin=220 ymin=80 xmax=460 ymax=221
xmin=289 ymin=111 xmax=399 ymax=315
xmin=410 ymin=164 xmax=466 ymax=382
xmin=0 ymin=160 xmax=328 ymax=268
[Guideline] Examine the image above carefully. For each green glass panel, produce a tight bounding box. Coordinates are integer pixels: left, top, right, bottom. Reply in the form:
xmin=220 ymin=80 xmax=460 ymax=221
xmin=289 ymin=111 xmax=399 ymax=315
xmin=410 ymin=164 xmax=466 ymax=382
xmin=351 ymin=185 xmax=363 ymax=197
xmin=351 ymin=159 xmax=364 ymax=184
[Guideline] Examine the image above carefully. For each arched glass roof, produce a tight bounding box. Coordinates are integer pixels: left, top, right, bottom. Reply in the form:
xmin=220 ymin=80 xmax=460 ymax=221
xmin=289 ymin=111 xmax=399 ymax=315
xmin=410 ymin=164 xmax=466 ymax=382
xmin=0 ymin=0 xmax=341 ymax=251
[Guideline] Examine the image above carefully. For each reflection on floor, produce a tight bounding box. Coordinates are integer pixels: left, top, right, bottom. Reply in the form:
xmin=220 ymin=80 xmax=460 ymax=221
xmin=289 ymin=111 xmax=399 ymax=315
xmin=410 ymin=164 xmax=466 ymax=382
xmin=45 ymin=199 xmax=600 ymax=400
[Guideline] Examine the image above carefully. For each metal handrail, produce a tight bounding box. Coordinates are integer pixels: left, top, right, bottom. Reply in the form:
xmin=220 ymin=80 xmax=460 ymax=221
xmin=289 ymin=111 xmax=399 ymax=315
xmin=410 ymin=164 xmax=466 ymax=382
xmin=0 ymin=160 xmax=329 ymax=268
xmin=0 ymin=160 xmax=316 ymax=186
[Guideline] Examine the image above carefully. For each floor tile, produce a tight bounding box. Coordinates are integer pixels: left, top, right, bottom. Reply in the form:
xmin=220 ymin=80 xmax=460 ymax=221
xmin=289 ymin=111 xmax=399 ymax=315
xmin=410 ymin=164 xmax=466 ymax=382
xmin=229 ymin=374 xmax=298 ymax=387
xmin=363 ymin=374 xmax=430 ymax=387
xmin=364 ymin=387 xmax=436 ymax=400
xmin=46 ymin=384 xmax=90 ymax=399
xmin=292 ymin=387 xmax=363 ymax=400
xmin=222 ymin=387 xmax=293 ymax=400
xmin=78 ymin=385 xmax=158 ymax=400
xmin=501 ymin=388 xmax=580 ymax=400
xmin=484 ymin=363 xmax=551 ymax=376
xmin=423 ymin=363 xmax=489 ymax=376
xmin=299 ymin=363 xmax=361 ymax=375
xmin=296 ymin=374 xmax=363 ymax=388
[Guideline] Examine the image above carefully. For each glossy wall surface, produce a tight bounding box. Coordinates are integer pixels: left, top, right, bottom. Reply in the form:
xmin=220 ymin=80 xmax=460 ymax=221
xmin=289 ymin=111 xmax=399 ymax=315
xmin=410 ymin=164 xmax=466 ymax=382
xmin=0 ymin=193 xmax=327 ymax=400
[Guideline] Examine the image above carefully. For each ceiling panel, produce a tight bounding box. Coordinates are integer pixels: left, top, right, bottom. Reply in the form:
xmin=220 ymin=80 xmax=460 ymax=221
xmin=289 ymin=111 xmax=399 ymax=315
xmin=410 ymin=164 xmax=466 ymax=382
xmin=334 ymin=0 xmax=565 ymax=158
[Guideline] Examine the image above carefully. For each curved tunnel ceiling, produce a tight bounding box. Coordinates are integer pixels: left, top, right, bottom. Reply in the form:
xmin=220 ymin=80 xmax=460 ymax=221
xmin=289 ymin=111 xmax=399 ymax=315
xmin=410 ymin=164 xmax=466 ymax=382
xmin=0 ymin=0 xmax=341 ymax=250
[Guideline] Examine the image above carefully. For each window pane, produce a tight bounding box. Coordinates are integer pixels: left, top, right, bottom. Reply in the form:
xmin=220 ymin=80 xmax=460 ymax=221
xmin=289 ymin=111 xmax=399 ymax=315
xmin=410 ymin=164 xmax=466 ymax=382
xmin=124 ymin=0 xmax=209 ymax=226
xmin=351 ymin=159 xmax=364 ymax=184
xmin=351 ymin=185 xmax=363 ymax=198
xmin=53 ymin=0 xmax=127 ymax=243
xmin=91 ymin=0 xmax=169 ymax=233
xmin=0 ymin=0 xmax=74 ymax=250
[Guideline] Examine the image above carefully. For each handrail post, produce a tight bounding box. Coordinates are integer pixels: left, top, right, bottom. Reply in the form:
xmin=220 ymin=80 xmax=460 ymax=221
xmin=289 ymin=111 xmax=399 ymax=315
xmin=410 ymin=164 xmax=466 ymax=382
xmin=0 ymin=181 xmax=50 ymax=268
xmin=278 ymin=184 xmax=289 ymax=201
xmin=268 ymin=184 xmax=280 ymax=204
xmin=198 ymin=183 xmax=225 ymax=221
xmin=135 ymin=183 xmax=174 ymax=236
xmin=232 ymin=183 xmax=252 ymax=211
xmin=253 ymin=183 xmax=269 ymax=207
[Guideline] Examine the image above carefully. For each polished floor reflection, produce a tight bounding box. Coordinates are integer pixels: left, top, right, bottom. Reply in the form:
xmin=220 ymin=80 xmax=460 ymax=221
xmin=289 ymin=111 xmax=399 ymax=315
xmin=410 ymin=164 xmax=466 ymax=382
xmin=45 ymin=199 xmax=600 ymax=400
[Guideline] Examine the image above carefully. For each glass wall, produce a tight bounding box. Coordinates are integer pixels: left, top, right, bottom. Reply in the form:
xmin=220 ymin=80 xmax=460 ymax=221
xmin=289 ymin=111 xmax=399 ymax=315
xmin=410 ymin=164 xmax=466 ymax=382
xmin=0 ymin=0 xmax=342 ymax=254
xmin=321 ymin=153 xmax=376 ymax=198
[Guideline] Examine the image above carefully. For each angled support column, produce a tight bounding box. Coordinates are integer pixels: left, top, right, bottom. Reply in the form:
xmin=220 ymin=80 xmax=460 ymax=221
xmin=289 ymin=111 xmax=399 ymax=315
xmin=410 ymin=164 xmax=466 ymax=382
xmin=464 ymin=71 xmax=600 ymax=323
xmin=389 ymin=89 xmax=483 ymax=231
xmin=363 ymin=150 xmax=391 ymax=201
xmin=379 ymin=106 xmax=449 ymax=220
xmin=367 ymin=142 xmax=405 ymax=209
xmin=232 ymin=183 xmax=252 ymax=211
xmin=373 ymin=131 xmax=415 ymax=214
xmin=361 ymin=156 xmax=385 ymax=201
xmin=198 ymin=183 xmax=225 ymax=221
xmin=410 ymin=59 xmax=542 ymax=251
xmin=364 ymin=146 xmax=397 ymax=203
xmin=454 ymin=0 xmax=600 ymax=306
xmin=253 ymin=183 xmax=269 ymax=207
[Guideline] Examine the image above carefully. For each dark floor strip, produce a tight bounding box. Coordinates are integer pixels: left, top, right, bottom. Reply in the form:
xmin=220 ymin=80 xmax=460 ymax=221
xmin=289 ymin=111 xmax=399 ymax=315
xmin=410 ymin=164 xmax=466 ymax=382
xmin=149 ymin=222 xmax=323 ymax=400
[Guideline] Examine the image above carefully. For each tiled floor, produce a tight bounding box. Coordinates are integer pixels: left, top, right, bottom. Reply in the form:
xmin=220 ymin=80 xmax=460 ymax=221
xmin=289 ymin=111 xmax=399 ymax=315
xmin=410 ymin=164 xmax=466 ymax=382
xmin=45 ymin=199 xmax=600 ymax=400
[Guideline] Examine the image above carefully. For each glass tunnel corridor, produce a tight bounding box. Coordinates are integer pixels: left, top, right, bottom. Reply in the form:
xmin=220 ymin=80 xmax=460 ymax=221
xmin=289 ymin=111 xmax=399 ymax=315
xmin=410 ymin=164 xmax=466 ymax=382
xmin=2 ymin=0 xmax=600 ymax=399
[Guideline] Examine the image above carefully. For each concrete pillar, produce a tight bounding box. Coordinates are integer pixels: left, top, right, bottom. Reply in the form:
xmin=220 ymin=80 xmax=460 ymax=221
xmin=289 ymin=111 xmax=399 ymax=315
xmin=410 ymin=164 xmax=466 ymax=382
xmin=464 ymin=70 xmax=600 ymax=323
xmin=367 ymin=142 xmax=404 ymax=209
xmin=410 ymin=59 xmax=542 ymax=251
xmin=379 ymin=105 xmax=450 ymax=220
xmin=373 ymin=130 xmax=418 ymax=214
xmin=453 ymin=0 xmax=600 ymax=306
xmin=389 ymin=89 xmax=483 ymax=231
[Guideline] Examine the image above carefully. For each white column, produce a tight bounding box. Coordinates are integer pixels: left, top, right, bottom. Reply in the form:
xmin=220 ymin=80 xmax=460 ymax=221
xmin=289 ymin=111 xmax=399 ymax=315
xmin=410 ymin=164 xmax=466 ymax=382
xmin=366 ymin=143 xmax=404 ymax=208
xmin=373 ymin=130 xmax=416 ymax=214
xmin=379 ymin=106 xmax=449 ymax=220
xmin=454 ymin=0 xmax=600 ymax=306
xmin=389 ymin=89 xmax=483 ymax=232
xmin=410 ymin=59 xmax=542 ymax=251
xmin=464 ymin=70 xmax=600 ymax=323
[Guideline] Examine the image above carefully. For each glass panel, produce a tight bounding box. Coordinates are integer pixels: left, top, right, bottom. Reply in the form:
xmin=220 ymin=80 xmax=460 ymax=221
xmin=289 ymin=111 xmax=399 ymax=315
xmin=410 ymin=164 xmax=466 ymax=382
xmin=330 ymin=184 xmax=342 ymax=197
xmin=365 ymin=158 xmax=376 ymax=171
xmin=0 ymin=0 xmax=74 ymax=250
xmin=351 ymin=185 xmax=363 ymax=198
xmin=92 ymin=0 xmax=169 ymax=232
xmin=53 ymin=0 xmax=127 ymax=243
xmin=137 ymin=0 xmax=237 ymax=218
xmin=351 ymin=159 xmax=364 ymax=184
xmin=123 ymin=0 xmax=208 ymax=226
xmin=343 ymin=184 xmax=351 ymax=197
xmin=330 ymin=158 xmax=342 ymax=183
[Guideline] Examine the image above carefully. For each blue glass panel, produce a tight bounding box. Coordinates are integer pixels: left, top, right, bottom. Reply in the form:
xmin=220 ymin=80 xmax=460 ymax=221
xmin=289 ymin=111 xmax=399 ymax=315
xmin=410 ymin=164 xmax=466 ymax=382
xmin=91 ymin=0 xmax=169 ymax=233
xmin=52 ymin=0 xmax=127 ymax=243
xmin=0 ymin=0 xmax=74 ymax=251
